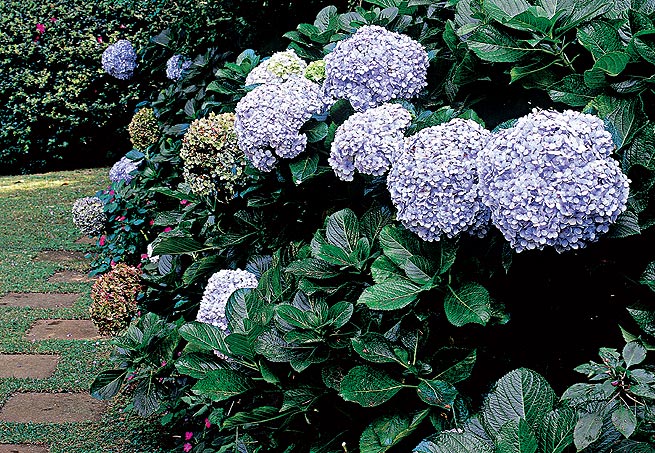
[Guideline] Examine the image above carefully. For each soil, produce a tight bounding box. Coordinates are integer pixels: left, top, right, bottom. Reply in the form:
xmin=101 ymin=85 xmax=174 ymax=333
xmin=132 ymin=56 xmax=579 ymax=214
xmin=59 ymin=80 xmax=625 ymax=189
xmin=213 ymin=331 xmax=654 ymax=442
xmin=0 ymin=393 xmax=105 ymax=423
xmin=0 ymin=355 xmax=60 ymax=379
xmin=25 ymin=320 xmax=101 ymax=341
xmin=33 ymin=250 xmax=87 ymax=264
xmin=0 ymin=445 xmax=49 ymax=453
xmin=0 ymin=293 xmax=80 ymax=309
xmin=74 ymin=236 xmax=96 ymax=245
xmin=46 ymin=270 xmax=94 ymax=284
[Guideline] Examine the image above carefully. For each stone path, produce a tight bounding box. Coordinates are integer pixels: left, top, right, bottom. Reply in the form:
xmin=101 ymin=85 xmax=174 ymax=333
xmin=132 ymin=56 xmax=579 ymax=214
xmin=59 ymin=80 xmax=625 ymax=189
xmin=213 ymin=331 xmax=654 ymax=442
xmin=0 ymin=243 xmax=103 ymax=452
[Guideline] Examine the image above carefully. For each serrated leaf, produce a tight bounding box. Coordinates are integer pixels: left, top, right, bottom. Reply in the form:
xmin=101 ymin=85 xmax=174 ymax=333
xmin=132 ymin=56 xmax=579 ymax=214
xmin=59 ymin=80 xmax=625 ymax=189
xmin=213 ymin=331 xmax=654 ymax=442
xmin=152 ymin=236 xmax=207 ymax=255
xmin=417 ymin=380 xmax=458 ymax=408
xmin=371 ymin=256 xmax=403 ymax=283
xmin=133 ymin=380 xmax=163 ymax=417
xmin=623 ymin=341 xmax=647 ymax=367
xmin=466 ymin=26 xmax=529 ymax=63
xmin=434 ymin=349 xmax=477 ymax=383
xmin=90 ymin=369 xmax=126 ymax=400
xmin=614 ymin=439 xmax=655 ymax=452
xmin=360 ymin=206 xmax=394 ymax=243
xmin=607 ymin=211 xmax=641 ymax=238
xmin=577 ymin=22 xmax=623 ymax=59
xmin=328 ymin=301 xmax=353 ymax=329
xmin=222 ymin=406 xmax=280 ymax=429
xmin=289 ymin=154 xmax=319 ymax=185
xmin=379 ymin=225 xmax=422 ymax=268
xmin=326 ymin=209 xmax=360 ymax=254
xmin=305 ymin=122 xmax=329 ymax=143
xmin=276 ymin=304 xmax=313 ymax=329
xmin=403 ymin=256 xmax=437 ymax=286
xmin=573 ymin=412 xmax=603 ymax=450
xmin=627 ymin=307 xmax=655 ymax=336
xmin=633 ymin=30 xmax=655 ymax=64
xmin=496 ymin=418 xmax=538 ymax=453
xmin=192 ymin=369 xmax=254 ymax=401
xmin=282 ymin=387 xmax=317 ymax=412
xmin=483 ymin=368 xmax=556 ymax=437
xmin=539 ymin=408 xmax=576 ymax=453
xmin=612 ymin=405 xmax=637 ymax=438
xmin=590 ymin=95 xmax=643 ymax=149
xmin=226 ymin=288 xmax=250 ymax=335
xmin=641 ymin=261 xmax=655 ymax=292
xmin=483 ymin=0 xmax=531 ymax=23
xmin=175 ymin=353 xmax=224 ymax=379
xmin=286 ymin=258 xmax=340 ymax=279
xmin=358 ymin=278 xmax=423 ymax=311
xmin=444 ymin=283 xmax=492 ymax=326
xmin=593 ymin=51 xmax=630 ymax=76
xmin=413 ymin=432 xmax=494 ymax=453
xmin=340 ymin=366 xmax=404 ymax=407
xmin=548 ymin=75 xmax=599 ymax=106
xmin=360 ymin=410 xmax=429 ymax=453
xmin=179 ymin=322 xmax=229 ymax=355
xmin=352 ymin=333 xmax=398 ymax=363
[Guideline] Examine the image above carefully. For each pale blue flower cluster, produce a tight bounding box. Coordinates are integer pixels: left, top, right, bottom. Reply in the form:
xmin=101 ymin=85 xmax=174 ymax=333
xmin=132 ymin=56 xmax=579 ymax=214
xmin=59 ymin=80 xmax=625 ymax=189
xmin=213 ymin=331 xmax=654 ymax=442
xmin=234 ymin=76 xmax=325 ymax=172
xmin=101 ymin=40 xmax=137 ymax=80
xmin=477 ymin=109 xmax=630 ymax=253
xmin=329 ymin=103 xmax=411 ymax=181
xmin=166 ymin=54 xmax=191 ymax=81
xmin=196 ymin=269 xmax=259 ymax=331
xmin=109 ymin=156 xmax=141 ymax=184
xmin=323 ymin=25 xmax=429 ymax=111
xmin=387 ymin=119 xmax=492 ymax=242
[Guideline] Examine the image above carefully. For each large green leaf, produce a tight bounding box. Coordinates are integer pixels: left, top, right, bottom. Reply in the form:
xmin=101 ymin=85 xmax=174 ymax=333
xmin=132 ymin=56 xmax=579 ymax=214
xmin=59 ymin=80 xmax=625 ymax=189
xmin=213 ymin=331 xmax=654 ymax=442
xmin=379 ymin=225 xmax=423 ymax=268
xmin=577 ymin=22 xmax=623 ymax=59
xmin=548 ymin=75 xmax=599 ymax=106
xmin=133 ymin=380 xmax=163 ymax=417
xmin=192 ymin=369 xmax=255 ymax=402
xmin=624 ymin=124 xmax=655 ymax=171
xmin=414 ymin=432 xmax=494 ymax=453
xmin=179 ymin=321 xmax=229 ymax=355
xmin=417 ymin=379 xmax=458 ymax=408
xmin=612 ymin=405 xmax=637 ymax=438
xmin=641 ymin=261 xmax=655 ymax=292
xmin=466 ymin=26 xmax=529 ymax=63
xmin=434 ymin=349 xmax=477 ymax=383
xmin=590 ymin=95 xmax=644 ymax=148
xmin=360 ymin=206 xmax=394 ymax=243
xmin=326 ymin=208 xmax=360 ymax=254
xmin=622 ymin=341 xmax=647 ymax=367
xmin=358 ymin=278 xmax=423 ymax=311
xmin=360 ymin=410 xmax=429 ymax=453
xmin=496 ymin=418 xmax=539 ymax=453
xmin=90 ymin=369 xmax=126 ymax=400
xmin=482 ymin=368 xmax=556 ymax=437
xmin=573 ymin=412 xmax=603 ymax=450
xmin=444 ymin=283 xmax=492 ymax=326
xmin=627 ymin=307 xmax=655 ymax=336
xmin=371 ymin=256 xmax=403 ymax=283
xmin=152 ymin=236 xmax=208 ymax=255
xmin=483 ymin=0 xmax=531 ymax=23
xmin=538 ymin=408 xmax=576 ymax=453
xmin=222 ymin=406 xmax=282 ymax=429
xmin=175 ymin=353 xmax=224 ymax=379
xmin=340 ymin=366 xmax=404 ymax=407
xmin=633 ymin=30 xmax=655 ymax=64
xmin=352 ymin=332 xmax=399 ymax=363
xmin=289 ymin=154 xmax=319 ymax=185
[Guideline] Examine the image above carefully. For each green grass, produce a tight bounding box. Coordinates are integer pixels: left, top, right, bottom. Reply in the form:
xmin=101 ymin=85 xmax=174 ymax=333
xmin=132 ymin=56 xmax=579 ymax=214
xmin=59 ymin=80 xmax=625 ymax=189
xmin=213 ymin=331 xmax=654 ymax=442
xmin=0 ymin=168 xmax=168 ymax=452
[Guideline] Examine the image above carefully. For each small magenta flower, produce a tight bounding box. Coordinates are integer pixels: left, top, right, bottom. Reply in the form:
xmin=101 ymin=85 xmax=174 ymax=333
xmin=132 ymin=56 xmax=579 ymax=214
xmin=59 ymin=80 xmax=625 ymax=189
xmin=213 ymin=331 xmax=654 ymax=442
xmin=141 ymin=253 xmax=148 ymax=260
xmin=97 ymin=36 xmax=103 ymax=43
xmin=49 ymin=17 xmax=57 ymax=23
xmin=149 ymin=219 xmax=154 ymax=226
xmin=204 ymin=418 xmax=211 ymax=429
xmin=110 ymin=260 xmax=117 ymax=266
xmin=161 ymin=361 xmax=167 ymax=367
xmin=163 ymin=227 xmax=172 ymax=233
xmin=36 ymin=23 xmax=45 ymax=34
xmin=183 ymin=444 xmax=192 ymax=453
xmin=180 ymin=199 xmax=189 ymax=206
xmin=99 ymin=236 xmax=106 ymax=246
xmin=184 ymin=432 xmax=193 ymax=441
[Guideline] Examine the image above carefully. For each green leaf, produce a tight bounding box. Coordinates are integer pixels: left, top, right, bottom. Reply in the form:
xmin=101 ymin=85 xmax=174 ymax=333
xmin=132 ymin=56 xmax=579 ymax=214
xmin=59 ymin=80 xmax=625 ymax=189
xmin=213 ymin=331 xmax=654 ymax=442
xmin=593 ymin=51 xmax=630 ymax=76
xmin=466 ymin=26 xmax=529 ymax=63
xmin=379 ymin=225 xmax=422 ymax=268
xmin=326 ymin=209 xmax=360 ymax=254
xmin=152 ymin=236 xmax=207 ymax=255
xmin=577 ymin=22 xmax=623 ymax=59
xmin=627 ymin=307 xmax=655 ymax=336
xmin=222 ymin=406 xmax=281 ymax=429
xmin=276 ymin=304 xmax=313 ymax=329
xmin=548 ymin=75 xmax=599 ymax=107
xmin=483 ymin=0 xmax=531 ymax=23
xmin=607 ymin=211 xmax=641 ymax=238
xmin=314 ymin=5 xmax=339 ymax=31
xmin=496 ymin=418 xmax=539 ymax=453
xmin=305 ymin=122 xmax=329 ymax=143
xmin=352 ymin=333 xmax=399 ymax=363
xmin=505 ymin=9 xmax=554 ymax=34
xmin=573 ymin=412 xmax=603 ymax=450
xmin=624 ymin=124 xmax=655 ymax=171
xmin=633 ymin=30 xmax=655 ymax=64
xmin=133 ymin=380 xmax=163 ymax=417
xmin=192 ymin=369 xmax=254 ymax=402
xmin=403 ymin=256 xmax=437 ymax=286
xmin=340 ymin=366 xmax=404 ymax=407
xmin=483 ymin=368 xmax=556 ymax=437
xmin=444 ymin=283 xmax=492 ymax=327
xmin=358 ymin=278 xmax=423 ymax=311
xmin=226 ymin=288 xmax=250 ymax=334
xmin=434 ymin=349 xmax=477 ymax=383
xmin=360 ymin=206 xmax=394 ymax=243
xmin=614 ymin=440 xmax=655 ymax=452
xmin=359 ymin=410 xmax=429 ymax=453
xmin=281 ymin=387 xmax=317 ymax=412
xmin=289 ymin=154 xmax=319 ymax=185
xmin=414 ymin=432 xmax=494 ymax=453
xmin=179 ymin=322 xmax=229 ymax=355
xmin=328 ymin=301 xmax=353 ymax=329
xmin=371 ymin=256 xmax=403 ymax=283
xmin=175 ymin=353 xmax=224 ymax=379
xmin=590 ymin=95 xmax=644 ymax=148
xmin=286 ymin=258 xmax=340 ymax=279
xmin=417 ymin=380 xmax=458 ymax=408
xmin=90 ymin=369 xmax=126 ymax=400
xmin=612 ymin=405 xmax=637 ymax=438
xmin=538 ymin=408 xmax=576 ymax=453
xmin=641 ymin=261 xmax=655 ymax=292
xmin=623 ymin=341 xmax=647 ymax=367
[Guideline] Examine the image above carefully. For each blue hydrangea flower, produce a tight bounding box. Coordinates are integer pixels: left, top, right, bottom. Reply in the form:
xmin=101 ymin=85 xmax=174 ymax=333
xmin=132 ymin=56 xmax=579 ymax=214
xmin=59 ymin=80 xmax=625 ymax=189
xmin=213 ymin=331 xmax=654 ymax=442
xmin=109 ymin=155 xmax=141 ymax=184
xmin=387 ymin=118 xmax=492 ymax=241
xmin=101 ymin=39 xmax=137 ymax=80
xmin=329 ymin=103 xmax=411 ymax=181
xmin=477 ymin=109 xmax=630 ymax=253
xmin=323 ymin=25 xmax=429 ymax=111
xmin=196 ymin=269 xmax=259 ymax=331
xmin=234 ymin=75 xmax=325 ymax=172
xmin=166 ymin=54 xmax=191 ymax=81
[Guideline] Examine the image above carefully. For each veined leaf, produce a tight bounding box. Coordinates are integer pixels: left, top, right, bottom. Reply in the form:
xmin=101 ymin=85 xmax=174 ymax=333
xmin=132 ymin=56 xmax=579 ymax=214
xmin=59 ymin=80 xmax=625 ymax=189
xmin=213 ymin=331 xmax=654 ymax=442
xmin=379 ymin=225 xmax=422 ymax=268
xmin=417 ymin=379 xmax=458 ymax=408
xmin=352 ymin=332 xmax=399 ymax=363
xmin=90 ymin=369 xmax=126 ymax=400
xmin=192 ymin=369 xmax=254 ymax=402
xmin=466 ymin=26 xmax=530 ymax=63
xmin=496 ymin=418 xmax=539 ymax=453
xmin=179 ymin=321 xmax=229 ymax=355
xmin=633 ymin=30 xmax=655 ymax=64
xmin=340 ymin=366 xmax=404 ymax=407
xmin=641 ymin=261 xmax=655 ymax=292
xmin=414 ymin=432 xmax=494 ymax=453
xmin=358 ymin=278 xmax=423 ymax=311
xmin=612 ymin=405 xmax=637 ymax=438
xmin=444 ymin=283 xmax=491 ymax=326
xmin=622 ymin=341 xmax=647 ymax=367
xmin=360 ymin=410 xmax=429 ymax=453
xmin=360 ymin=205 xmax=394 ymax=243
xmin=289 ymin=154 xmax=319 ymax=185
xmin=627 ymin=307 xmax=655 ymax=336
xmin=222 ymin=406 xmax=282 ymax=429
xmin=573 ymin=412 xmax=603 ymax=450
xmin=286 ymin=258 xmax=340 ymax=279
xmin=434 ymin=349 xmax=477 ymax=383
xmin=577 ymin=22 xmax=623 ymax=59
xmin=175 ymin=352 xmax=224 ymax=379
xmin=538 ymin=408 xmax=576 ymax=453
xmin=152 ymin=236 xmax=207 ymax=255
xmin=483 ymin=0 xmax=531 ymax=23
xmin=548 ymin=75 xmax=599 ymax=107
xmin=326 ymin=208 xmax=360 ymax=254
xmin=593 ymin=51 xmax=630 ymax=76
xmin=371 ymin=255 xmax=403 ymax=283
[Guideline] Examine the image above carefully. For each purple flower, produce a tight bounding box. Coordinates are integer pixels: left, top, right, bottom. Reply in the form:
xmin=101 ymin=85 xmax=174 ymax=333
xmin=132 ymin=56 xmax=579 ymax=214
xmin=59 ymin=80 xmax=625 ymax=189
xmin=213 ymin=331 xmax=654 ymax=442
xmin=101 ymin=39 xmax=137 ymax=80
xmin=329 ymin=103 xmax=411 ymax=181
xmin=387 ymin=118 xmax=492 ymax=241
xmin=197 ymin=269 xmax=259 ymax=331
xmin=166 ymin=54 xmax=191 ymax=81
xmin=109 ymin=155 xmax=141 ymax=184
xmin=477 ymin=109 xmax=630 ymax=253
xmin=323 ymin=25 xmax=429 ymax=111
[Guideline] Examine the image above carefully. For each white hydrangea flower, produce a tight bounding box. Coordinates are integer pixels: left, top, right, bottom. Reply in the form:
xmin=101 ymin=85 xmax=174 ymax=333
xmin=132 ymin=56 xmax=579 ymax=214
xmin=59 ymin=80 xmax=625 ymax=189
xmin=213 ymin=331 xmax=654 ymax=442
xmin=196 ymin=269 xmax=259 ymax=330
xmin=245 ymin=49 xmax=307 ymax=86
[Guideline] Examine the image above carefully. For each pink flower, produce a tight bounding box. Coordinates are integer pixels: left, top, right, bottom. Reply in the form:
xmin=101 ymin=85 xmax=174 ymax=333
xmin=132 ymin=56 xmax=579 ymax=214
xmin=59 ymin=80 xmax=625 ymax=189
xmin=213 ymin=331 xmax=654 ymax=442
xmin=109 ymin=190 xmax=115 ymax=195
xmin=180 ymin=199 xmax=189 ymax=206
xmin=204 ymin=418 xmax=211 ymax=429
xmin=99 ymin=236 xmax=106 ymax=246
xmin=184 ymin=432 xmax=193 ymax=441
xmin=149 ymin=219 xmax=154 ymax=226
xmin=141 ymin=254 xmax=149 ymax=260
xmin=161 ymin=361 xmax=167 ymax=367
xmin=183 ymin=443 xmax=192 ymax=453
xmin=163 ymin=227 xmax=172 ymax=233
xmin=36 ymin=23 xmax=45 ymax=34
xmin=110 ymin=260 xmax=117 ymax=267
xmin=126 ymin=374 xmax=135 ymax=381
xmin=49 ymin=17 xmax=57 ymax=22
xmin=97 ymin=36 xmax=103 ymax=43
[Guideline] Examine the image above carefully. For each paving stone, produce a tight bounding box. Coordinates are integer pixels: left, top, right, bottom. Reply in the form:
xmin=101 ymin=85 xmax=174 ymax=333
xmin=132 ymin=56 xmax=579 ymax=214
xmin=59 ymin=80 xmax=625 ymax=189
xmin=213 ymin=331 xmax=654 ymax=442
xmin=0 ymin=354 xmax=60 ymax=379
xmin=25 ymin=320 xmax=100 ymax=341
xmin=74 ymin=236 xmax=96 ymax=245
xmin=0 ymin=445 xmax=50 ymax=453
xmin=46 ymin=270 xmax=94 ymax=284
xmin=33 ymin=250 xmax=87 ymax=264
xmin=0 ymin=393 xmax=105 ymax=423
xmin=0 ymin=293 xmax=81 ymax=309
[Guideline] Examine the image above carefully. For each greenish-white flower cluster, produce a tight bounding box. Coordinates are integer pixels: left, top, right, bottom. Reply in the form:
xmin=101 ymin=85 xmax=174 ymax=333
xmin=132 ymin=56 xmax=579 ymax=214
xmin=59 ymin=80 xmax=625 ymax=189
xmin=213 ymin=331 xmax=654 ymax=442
xmin=128 ymin=108 xmax=159 ymax=151
xmin=72 ymin=196 xmax=105 ymax=236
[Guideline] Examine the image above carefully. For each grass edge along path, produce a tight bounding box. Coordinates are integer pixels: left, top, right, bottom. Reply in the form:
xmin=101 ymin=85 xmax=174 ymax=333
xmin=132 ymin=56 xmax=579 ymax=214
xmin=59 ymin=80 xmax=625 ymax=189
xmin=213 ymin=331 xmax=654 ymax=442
xmin=0 ymin=168 xmax=167 ymax=453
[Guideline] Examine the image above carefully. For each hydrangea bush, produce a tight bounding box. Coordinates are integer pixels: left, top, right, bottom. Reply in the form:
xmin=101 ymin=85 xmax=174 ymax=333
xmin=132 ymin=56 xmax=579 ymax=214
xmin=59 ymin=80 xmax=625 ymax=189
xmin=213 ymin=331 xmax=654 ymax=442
xmin=90 ymin=263 xmax=143 ymax=336
xmin=166 ymin=54 xmax=192 ymax=80
xmin=109 ymin=155 xmax=141 ymax=184
xmin=102 ymin=39 xmax=138 ymax=80
xmin=72 ymin=196 xmax=105 ymax=236
xmin=89 ymin=2 xmax=655 ymax=452
xmin=128 ymin=108 xmax=160 ymax=151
